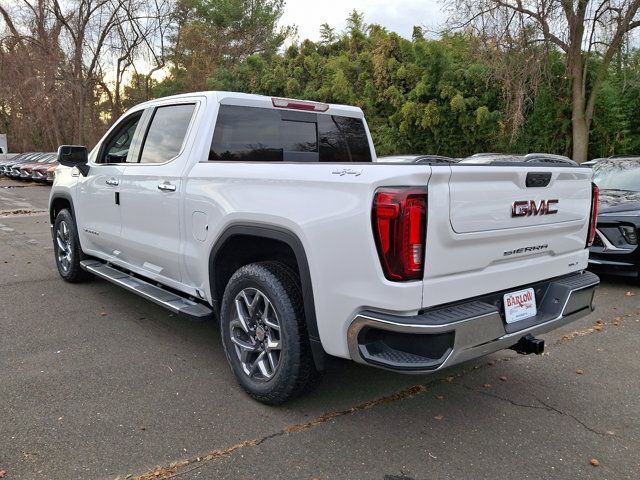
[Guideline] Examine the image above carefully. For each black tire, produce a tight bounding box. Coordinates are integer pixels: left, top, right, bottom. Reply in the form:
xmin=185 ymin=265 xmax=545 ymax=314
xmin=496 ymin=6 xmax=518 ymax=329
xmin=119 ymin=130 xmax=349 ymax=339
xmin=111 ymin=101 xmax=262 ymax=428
xmin=220 ymin=261 xmax=318 ymax=404
xmin=53 ymin=209 xmax=91 ymax=283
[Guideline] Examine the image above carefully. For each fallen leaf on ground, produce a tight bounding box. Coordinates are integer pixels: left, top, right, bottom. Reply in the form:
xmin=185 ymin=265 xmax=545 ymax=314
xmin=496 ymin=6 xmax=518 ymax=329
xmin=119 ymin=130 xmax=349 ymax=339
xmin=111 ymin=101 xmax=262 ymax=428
xmin=483 ymin=383 xmax=492 ymax=388
xmin=590 ymin=459 xmax=600 ymax=467
xmin=576 ymin=369 xmax=584 ymax=375
xmin=625 ymin=291 xmax=635 ymax=297
xmin=435 ymin=395 xmax=444 ymax=400
xmin=499 ymin=376 xmax=507 ymax=382
xmin=100 ymin=312 xmax=107 ymax=316
xmin=434 ymin=415 xmax=444 ymax=421
xmin=0 ymin=470 xmax=6 ymax=478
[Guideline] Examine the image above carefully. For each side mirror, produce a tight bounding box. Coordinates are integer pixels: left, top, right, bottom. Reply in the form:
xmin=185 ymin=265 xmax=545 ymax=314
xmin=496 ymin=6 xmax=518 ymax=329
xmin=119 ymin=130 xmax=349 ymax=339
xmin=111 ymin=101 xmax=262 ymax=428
xmin=57 ymin=145 xmax=89 ymax=176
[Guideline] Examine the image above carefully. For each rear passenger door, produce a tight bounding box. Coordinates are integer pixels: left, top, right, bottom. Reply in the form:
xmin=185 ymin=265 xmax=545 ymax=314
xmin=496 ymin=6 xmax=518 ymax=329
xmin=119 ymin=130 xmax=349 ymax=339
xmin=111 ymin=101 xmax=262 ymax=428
xmin=117 ymin=102 xmax=198 ymax=285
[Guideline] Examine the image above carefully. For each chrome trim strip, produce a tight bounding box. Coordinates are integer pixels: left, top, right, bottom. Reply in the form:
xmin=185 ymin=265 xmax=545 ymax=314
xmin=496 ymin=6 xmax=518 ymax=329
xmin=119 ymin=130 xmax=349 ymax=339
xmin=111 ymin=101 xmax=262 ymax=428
xmin=595 ymin=229 xmax=627 ymax=251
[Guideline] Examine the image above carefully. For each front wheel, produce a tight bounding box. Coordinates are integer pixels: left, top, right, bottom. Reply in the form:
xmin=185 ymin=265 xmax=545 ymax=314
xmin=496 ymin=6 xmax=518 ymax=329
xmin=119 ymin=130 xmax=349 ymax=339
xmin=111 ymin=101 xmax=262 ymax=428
xmin=53 ymin=209 xmax=91 ymax=283
xmin=220 ymin=261 xmax=318 ymax=404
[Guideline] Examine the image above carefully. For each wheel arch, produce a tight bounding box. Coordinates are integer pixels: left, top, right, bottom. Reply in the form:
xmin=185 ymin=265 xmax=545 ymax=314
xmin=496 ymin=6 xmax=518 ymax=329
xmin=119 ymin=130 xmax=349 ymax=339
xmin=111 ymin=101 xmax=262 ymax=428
xmin=49 ymin=192 xmax=77 ymax=225
xmin=208 ymin=224 xmax=328 ymax=369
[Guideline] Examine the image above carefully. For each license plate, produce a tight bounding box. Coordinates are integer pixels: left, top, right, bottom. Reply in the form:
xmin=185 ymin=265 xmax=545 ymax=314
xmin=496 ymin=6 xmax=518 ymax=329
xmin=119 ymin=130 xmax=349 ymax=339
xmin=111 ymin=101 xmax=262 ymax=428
xmin=503 ymin=288 xmax=537 ymax=324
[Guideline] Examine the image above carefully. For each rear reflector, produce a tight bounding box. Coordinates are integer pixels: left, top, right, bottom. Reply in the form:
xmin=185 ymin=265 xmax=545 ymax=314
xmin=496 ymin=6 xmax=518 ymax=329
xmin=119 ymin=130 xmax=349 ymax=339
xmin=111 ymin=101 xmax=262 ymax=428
xmin=271 ymin=97 xmax=329 ymax=112
xmin=587 ymin=182 xmax=599 ymax=247
xmin=373 ymin=188 xmax=427 ymax=281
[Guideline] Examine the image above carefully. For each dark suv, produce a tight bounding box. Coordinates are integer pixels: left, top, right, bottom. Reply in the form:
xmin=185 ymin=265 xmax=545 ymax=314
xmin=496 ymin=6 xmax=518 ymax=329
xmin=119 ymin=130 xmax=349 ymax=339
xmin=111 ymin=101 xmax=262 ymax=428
xmin=588 ymin=157 xmax=640 ymax=278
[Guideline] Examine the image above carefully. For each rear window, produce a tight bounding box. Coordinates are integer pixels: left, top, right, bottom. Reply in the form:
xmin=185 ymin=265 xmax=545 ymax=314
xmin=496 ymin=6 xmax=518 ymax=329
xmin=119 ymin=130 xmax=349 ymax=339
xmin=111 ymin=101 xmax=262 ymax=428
xmin=209 ymin=105 xmax=371 ymax=163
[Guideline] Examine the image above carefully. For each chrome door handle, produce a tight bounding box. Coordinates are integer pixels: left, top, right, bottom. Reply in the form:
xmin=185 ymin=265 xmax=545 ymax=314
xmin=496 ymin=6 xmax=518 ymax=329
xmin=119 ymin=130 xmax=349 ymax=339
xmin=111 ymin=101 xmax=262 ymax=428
xmin=105 ymin=178 xmax=119 ymax=186
xmin=157 ymin=183 xmax=176 ymax=192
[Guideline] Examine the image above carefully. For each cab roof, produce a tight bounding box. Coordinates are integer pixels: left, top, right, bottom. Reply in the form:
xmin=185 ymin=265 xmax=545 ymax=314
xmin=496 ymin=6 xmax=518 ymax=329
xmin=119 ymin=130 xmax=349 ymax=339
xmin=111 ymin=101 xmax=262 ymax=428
xmin=131 ymin=91 xmax=364 ymax=119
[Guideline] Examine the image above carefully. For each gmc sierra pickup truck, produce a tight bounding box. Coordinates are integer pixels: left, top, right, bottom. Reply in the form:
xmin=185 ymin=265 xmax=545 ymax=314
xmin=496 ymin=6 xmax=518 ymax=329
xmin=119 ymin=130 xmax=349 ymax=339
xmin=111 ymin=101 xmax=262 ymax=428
xmin=50 ymin=91 xmax=600 ymax=404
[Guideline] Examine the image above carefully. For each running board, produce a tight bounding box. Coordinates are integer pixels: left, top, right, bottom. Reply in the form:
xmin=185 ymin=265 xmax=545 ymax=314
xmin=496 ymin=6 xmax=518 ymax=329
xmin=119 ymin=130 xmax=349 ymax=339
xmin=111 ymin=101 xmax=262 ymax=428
xmin=80 ymin=260 xmax=214 ymax=321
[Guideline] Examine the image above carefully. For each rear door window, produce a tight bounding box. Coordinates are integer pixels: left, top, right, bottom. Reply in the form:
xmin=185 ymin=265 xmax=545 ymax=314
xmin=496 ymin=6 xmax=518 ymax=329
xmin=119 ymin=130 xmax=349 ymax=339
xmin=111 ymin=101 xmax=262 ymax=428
xmin=209 ymin=105 xmax=371 ymax=162
xmin=139 ymin=104 xmax=195 ymax=164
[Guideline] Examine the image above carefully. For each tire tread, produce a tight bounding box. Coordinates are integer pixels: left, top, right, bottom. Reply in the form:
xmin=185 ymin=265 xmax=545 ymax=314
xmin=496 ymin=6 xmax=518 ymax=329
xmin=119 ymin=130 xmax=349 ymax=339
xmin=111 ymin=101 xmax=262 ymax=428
xmin=220 ymin=261 xmax=318 ymax=404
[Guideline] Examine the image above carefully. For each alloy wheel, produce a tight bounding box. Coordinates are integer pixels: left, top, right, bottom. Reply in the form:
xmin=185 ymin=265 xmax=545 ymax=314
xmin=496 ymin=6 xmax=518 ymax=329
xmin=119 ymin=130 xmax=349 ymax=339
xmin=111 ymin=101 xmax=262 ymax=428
xmin=230 ymin=288 xmax=282 ymax=381
xmin=56 ymin=220 xmax=72 ymax=273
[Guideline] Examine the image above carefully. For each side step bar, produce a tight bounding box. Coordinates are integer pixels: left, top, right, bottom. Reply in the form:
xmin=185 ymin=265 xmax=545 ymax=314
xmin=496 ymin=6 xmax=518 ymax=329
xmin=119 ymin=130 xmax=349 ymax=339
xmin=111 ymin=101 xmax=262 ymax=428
xmin=80 ymin=260 xmax=214 ymax=321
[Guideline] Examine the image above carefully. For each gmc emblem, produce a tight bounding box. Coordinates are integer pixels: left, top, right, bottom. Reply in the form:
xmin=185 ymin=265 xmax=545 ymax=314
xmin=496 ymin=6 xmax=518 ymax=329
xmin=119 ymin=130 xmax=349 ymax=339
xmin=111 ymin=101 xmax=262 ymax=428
xmin=511 ymin=199 xmax=559 ymax=217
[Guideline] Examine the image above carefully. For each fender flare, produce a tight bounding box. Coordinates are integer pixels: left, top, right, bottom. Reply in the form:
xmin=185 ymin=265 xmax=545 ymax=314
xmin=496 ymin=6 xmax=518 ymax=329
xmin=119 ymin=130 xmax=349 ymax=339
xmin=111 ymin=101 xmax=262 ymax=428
xmin=49 ymin=191 xmax=77 ymax=224
xmin=208 ymin=224 xmax=328 ymax=368
xmin=49 ymin=192 xmax=86 ymax=252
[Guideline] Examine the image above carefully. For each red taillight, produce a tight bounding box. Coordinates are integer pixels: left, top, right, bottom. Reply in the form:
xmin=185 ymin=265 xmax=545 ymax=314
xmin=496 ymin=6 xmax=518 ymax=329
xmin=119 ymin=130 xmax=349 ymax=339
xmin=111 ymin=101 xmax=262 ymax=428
xmin=587 ymin=182 xmax=599 ymax=247
xmin=271 ymin=97 xmax=329 ymax=112
xmin=372 ymin=188 xmax=427 ymax=281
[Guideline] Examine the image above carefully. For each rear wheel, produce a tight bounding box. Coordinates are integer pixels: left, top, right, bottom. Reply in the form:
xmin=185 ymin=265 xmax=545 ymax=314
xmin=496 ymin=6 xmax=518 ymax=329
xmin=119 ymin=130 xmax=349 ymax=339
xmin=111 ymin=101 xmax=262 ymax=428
xmin=220 ymin=261 xmax=317 ymax=404
xmin=53 ymin=209 xmax=90 ymax=283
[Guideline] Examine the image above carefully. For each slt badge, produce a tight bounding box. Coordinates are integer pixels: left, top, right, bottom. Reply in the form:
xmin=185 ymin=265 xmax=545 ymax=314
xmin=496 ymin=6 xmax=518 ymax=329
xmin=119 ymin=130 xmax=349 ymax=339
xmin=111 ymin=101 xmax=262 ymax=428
xmin=332 ymin=168 xmax=363 ymax=177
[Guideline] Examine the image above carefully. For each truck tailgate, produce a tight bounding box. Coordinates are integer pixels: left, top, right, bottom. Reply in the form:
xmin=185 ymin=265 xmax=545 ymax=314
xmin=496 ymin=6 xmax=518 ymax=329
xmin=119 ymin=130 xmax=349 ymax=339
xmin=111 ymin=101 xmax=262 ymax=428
xmin=449 ymin=167 xmax=588 ymax=233
xmin=422 ymin=165 xmax=593 ymax=308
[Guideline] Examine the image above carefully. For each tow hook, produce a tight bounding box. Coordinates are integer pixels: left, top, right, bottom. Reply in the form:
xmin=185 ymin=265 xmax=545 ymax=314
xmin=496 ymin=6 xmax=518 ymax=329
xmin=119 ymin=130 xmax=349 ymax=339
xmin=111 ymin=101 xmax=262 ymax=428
xmin=510 ymin=335 xmax=545 ymax=355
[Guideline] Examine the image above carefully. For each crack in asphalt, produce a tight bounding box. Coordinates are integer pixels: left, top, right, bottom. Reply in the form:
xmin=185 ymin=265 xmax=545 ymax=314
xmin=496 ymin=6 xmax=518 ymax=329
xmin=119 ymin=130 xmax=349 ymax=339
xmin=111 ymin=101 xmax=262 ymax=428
xmin=127 ymin=355 xmax=531 ymax=480
xmin=532 ymin=394 xmax=610 ymax=437
xmin=123 ymin=312 xmax=639 ymax=480
xmin=128 ymin=385 xmax=429 ymax=480
xmin=460 ymin=383 xmax=612 ymax=438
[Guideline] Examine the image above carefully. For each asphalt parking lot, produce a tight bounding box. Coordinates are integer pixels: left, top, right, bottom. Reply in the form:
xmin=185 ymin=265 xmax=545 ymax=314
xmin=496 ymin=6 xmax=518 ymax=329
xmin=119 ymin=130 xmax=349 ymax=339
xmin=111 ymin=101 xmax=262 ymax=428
xmin=1 ymin=177 xmax=639 ymax=480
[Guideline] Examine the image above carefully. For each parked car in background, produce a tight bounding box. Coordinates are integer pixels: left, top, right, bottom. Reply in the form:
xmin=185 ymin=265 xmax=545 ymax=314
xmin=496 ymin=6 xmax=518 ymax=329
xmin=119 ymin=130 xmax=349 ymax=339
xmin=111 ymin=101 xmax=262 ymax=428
xmin=588 ymin=157 xmax=640 ymax=278
xmin=0 ymin=152 xmax=29 ymax=174
xmin=582 ymin=158 xmax=603 ymax=167
xmin=584 ymin=155 xmax=640 ymax=168
xmin=378 ymin=154 xmax=457 ymax=165
xmin=32 ymin=158 xmax=59 ymax=183
xmin=459 ymin=153 xmax=578 ymax=166
xmin=17 ymin=152 xmax=56 ymax=180
xmin=1 ymin=152 xmax=46 ymax=177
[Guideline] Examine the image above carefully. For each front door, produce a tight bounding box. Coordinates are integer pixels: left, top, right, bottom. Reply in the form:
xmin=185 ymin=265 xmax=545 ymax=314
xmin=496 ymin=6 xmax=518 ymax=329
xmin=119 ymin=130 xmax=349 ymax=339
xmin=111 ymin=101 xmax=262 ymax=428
xmin=76 ymin=111 xmax=146 ymax=259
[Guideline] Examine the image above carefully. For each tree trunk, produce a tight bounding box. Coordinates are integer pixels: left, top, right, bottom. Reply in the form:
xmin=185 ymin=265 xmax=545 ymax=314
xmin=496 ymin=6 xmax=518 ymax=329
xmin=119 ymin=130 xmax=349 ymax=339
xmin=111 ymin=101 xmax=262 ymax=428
xmin=571 ymin=114 xmax=589 ymax=164
xmin=77 ymin=84 xmax=85 ymax=145
xmin=570 ymin=61 xmax=589 ymax=164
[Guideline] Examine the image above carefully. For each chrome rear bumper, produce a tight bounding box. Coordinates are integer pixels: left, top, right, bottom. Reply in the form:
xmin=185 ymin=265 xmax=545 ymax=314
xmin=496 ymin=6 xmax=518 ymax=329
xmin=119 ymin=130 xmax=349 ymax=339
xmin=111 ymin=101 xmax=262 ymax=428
xmin=347 ymin=271 xmax=599 ymax=373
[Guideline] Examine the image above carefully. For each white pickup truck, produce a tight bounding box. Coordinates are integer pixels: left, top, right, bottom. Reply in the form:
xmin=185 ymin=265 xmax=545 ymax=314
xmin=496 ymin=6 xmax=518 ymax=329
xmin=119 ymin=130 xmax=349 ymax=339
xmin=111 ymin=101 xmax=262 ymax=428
xmin=50 ymin=91 xmax=600 ymax=404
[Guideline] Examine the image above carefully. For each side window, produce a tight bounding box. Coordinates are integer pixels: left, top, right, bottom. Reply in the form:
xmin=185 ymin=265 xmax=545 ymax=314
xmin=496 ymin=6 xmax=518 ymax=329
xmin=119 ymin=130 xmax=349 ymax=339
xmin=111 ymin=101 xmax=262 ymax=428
xmin=139 ymin=104 xmax=195 ymax=164
xmin=101 ymin=113 xmax=142 ymax=164
xmin=210 ymin=106 xmax=282 ymax=162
